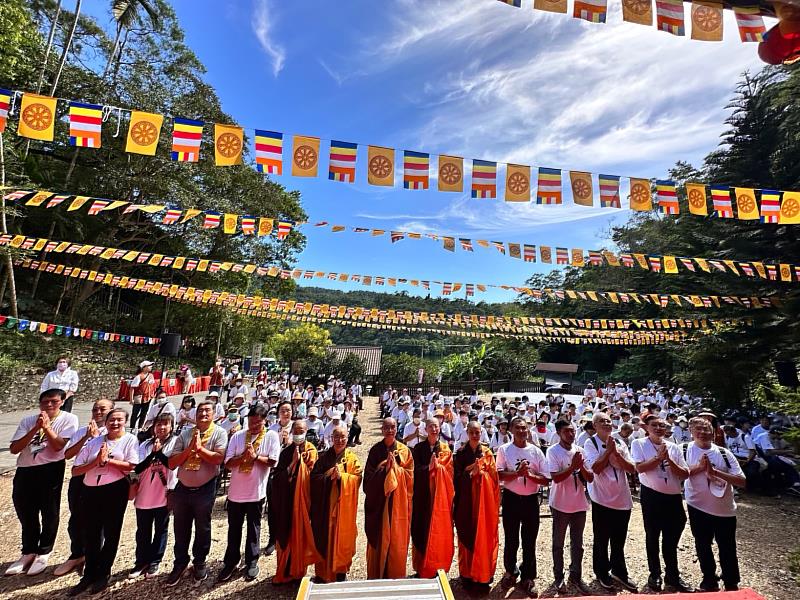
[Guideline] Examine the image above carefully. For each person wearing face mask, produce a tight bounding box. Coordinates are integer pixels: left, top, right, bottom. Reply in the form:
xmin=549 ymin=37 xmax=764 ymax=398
xmin=402 ymin=409 xmax=426 ymax=448
xmin=208 ymin=360 xmax=225 ymax=396
xmin=674 ymin=416 xmax=692 ymax=443
xmin=55 ymin=398 xmax=114 ymax=577
xmin=310 ymin=425 xmax=363 ymax=582
xmin=69 ymin=408 xmax=139 ymax=596
xmin=271 ymin=420 xmax=321 ymax=584
xmin=489 ymin=419 xmax=511 ymax=453
xmin=129 ymin=361 xmax=156 ymax=433
xmin=221 ymin=405 xmax=243 ymax=434
xmin=140 ymin=388 xmax=177 ymax=442
xmin=41 ymin=356 xmax=80 ymax=413
xmin=7 ymin=389 xmax=79 ymax=577
xmin=219 ymin=404 xmax=280 ymax=583
xmin=130 ymin=413 xmax=178 ymax=580
xmin=411 ymin=419 xmax=454 ymax=579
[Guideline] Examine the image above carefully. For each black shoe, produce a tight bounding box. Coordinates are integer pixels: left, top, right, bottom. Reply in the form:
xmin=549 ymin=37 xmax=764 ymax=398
xmin=89 ymin=577 xmax=109 ymax=595
xmin=699 ymin=578 xmax=720 ymax=592
xmin=597 ymin=574 xmax=615 ymax=590
xmin=611 ymin=573 xmax=638 ymax=592
xmin=68 ymin=578 xmax=92 ymax=597
xmin=568 ymin=576 xmax=593 ymax=596
xmin=193 ymin=563 xmax=208 ymax=582
xmin=554 ymin=577 xmax=567 ymax=594
xmin=500 ymin=572 xmax=516 ymax=589
xmin=217 ymin=563 xmax=236 ymax=583
xmin=647 ymin=574 xmax=663 ymax=592
xmin=165 ymin=565 xmax=187 ymax=587
xmin=263 ymin=542 xmax=276 ymax=556
xmin=244 ymin=564 xmax=259 ymax=581
xmin=725 ymin=583 xmax=740 ymax=592
xmin=665 ymin=577 xmax=695 ymax=593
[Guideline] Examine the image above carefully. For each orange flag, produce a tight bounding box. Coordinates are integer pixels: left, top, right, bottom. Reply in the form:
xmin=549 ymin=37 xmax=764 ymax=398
xmin=438 ymin=155 xmax=464 ymax=192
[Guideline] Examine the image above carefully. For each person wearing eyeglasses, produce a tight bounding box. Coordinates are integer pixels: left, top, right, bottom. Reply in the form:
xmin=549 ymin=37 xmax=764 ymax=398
xmin=685 ymin=417 xmax=746 ymax=592
xmin=631 ymin=414 xmax=692 ymax=593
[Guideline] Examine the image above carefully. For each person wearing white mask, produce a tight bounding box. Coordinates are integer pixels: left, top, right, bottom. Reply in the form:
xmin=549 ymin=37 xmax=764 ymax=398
xmin=322 ymin=411 xmax=344 ymax=449
xmin=402 ymin=408 xmax=426 ymax=448
xmin=141 ymin=389 xmax=177 ymax=437
xmin=40 ymin=356 xmax=80 ymax=413
xmin=684 ymin=418 xmax=746 ymax=592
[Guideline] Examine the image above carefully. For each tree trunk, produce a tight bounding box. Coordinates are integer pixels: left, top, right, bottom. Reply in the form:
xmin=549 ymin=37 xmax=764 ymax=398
xmin=101 ymin=23 xmax=123 ymax=79
xmin=0 ymin=133 xmax=18 ymax=318
xmin=30 ymin=219 xmax=56 ymax=299
xmin=36 ymin=0 xmax=63 ymax=92
xmin=53 ymin=277 xmax=71 ymax=320
xmin=48 ymin=0 xmax=82 ymax=96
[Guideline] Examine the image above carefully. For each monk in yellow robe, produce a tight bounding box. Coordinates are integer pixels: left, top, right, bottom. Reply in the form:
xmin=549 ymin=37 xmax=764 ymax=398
xmin=271 ymin=419 xmax=321 ymax=584
xmin=411 ymin=417 xmax=454 ymax=578
xmin=310 ymin=425 xmax=362 ymax=583
xmin=453 ymin=421 xmax=500 ymax=588
xmin=364 ymin=417 xmax=414 ymax=579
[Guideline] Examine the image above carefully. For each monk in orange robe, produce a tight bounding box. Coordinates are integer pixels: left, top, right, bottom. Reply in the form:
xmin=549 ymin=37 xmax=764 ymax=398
xmin=271 ymin=419 xmax=321 ymax=584
xmin=453 ymin=421 xmax=500 ymax=588
xmin=363 ymin=417 xmax=414 ymax=579
xmin=310 ymin=425 xmax=362 ymax=583
xmin=411 ymin=417 xmax=455 ymax=578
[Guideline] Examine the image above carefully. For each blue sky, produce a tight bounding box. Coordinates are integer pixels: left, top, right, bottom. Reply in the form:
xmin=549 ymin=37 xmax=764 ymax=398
xmin=90 ymin=0 xmax=768 ymax=303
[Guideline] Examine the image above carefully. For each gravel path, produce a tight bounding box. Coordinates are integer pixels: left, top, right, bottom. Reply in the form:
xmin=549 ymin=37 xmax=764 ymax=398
xmin=0 ymin=397 xmax=798 ymax=599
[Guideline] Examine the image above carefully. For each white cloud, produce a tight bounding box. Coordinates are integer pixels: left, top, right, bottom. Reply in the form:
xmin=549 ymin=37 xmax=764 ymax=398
xmin=252 ymin=0 xmax=286 ymax=77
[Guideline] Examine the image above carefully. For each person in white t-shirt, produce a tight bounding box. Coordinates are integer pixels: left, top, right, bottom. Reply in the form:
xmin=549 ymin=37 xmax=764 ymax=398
xmin=130 ymin=412 xmax=178 ymax=579
xmin=219 ymin=404 xmax=280 ymax=582
xmin=70 ymin=408 xmax=139 ymax=595
xmin=495 ymin=417 xmax=549 ymax=598
xmin=7 ymin=388 xmax=79 ymax=577
xmin=546 ymin=420 xmax=594 ymax=595
xmin=631 ymin=415 xmax=692 ymax=593
xmin=402 ymin=409 xmax=426 ymax=449
xmin=40 ymin=356 xmax=80 ymax=412
xmin=684 ymin=418 xmax=746 ymax=592
xmin=583 ymin=413 xmax=638 ymax=592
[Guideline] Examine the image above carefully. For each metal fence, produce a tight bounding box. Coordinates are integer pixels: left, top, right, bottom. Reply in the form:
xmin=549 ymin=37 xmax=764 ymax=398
xmin=372 ymin=380 xmax=584 ymax=397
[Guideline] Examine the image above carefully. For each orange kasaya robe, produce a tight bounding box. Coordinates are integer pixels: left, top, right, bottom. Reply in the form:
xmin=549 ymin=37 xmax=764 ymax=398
xmin=453 ymin=443 xmax=500 ymax=584
xmin=363 ymin=440 xmax=414 ymax=579
xmin=411 ymin=440 xmax=455 ymax=578
xmin=310 ymin=447 xmax=363 ymax=583
xmin=272 ymin=441 xmax=322 ymax=583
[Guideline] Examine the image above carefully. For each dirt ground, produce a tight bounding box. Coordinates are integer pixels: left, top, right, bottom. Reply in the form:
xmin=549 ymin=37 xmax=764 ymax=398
xmin=0 ymin=397 xmax=798 ymax=599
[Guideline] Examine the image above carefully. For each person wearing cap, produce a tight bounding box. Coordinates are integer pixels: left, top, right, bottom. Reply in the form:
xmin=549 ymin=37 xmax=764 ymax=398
xmin=218 ymin=404 xmax=280 ymax=583
xmin=129 ymin=361 xmax=156 ymax=433
xmin=306 ymin=406 xmax=324 ymax=445
xmin=223 ymin=365 xmax=240 ymax=400
xmin=583 ymin=413 xmax=638 ymax=592
xmin=631 ymin=414 xmax=692 ymax=593
xmin=674 ymin=416 xmax=691 ymax=443
xmin=291 ymin=390 xmax=307 ymax=419
xmin=208 ymin=360 xmax=225 ymax=396
xmin=343 ymin=399 xmax=362 ymax=446
xmin=684 ymin=417 xmax=746 ymax=592
xmin=231 ymin=392 xmax=249 ymax=422
xmin=40 ymin=356 xmax=80 ymax=413
xmin=322 ymin=411 xmax=345 ymax=449
xmin=229 ymin=377 xmax=249 ymax=406
xmin=220 ymin=405 xmax=243 ymax=435
xmin=489 ymin=418 xmax=511 ymax=453
xmin=251 ymin=381 xmax=268 ymax=404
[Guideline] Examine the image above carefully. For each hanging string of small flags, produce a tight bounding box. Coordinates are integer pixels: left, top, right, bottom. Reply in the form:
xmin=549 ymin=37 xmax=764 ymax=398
xmin=16 ymin=258 xmax=749 ymax=334
xmin=0 ymin=233 xmax=781 ymax=309
xmin=0 ymin=314 xmax=160 ymax=345
xmin=495 ymin=0 xmax=771 ymax=43
xmin=3 ymin=89 xmax=799 ymax=224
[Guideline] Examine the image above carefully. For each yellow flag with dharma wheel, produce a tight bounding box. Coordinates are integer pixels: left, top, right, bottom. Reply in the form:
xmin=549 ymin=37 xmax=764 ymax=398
xmin=570 ymin=248 xmax=585 ymax=266
xmin=569 ymin=171 xmax=594 ymax=206
xmin=779 ymin=191 xmax=800 ymax=224
xmin=438 ymin=155 xmax=463 ymax=192
xmin=663 ymin=255 xmax=679 ymax=273
xmin=214 ymin=124 xmax=243 ymax=166
xmin=18 ymin=93 xmax=58 ymax=141
xmin=629 ymin=178 xmax=652 ymax=211
xmin=367 ymin=146 xmax=394 ymax=186
xmin=292 ymin=135 xmax=320 ymax=177
xmin=126 ymin=111 xmax=163 ymax=155
xmin=505 ymin=164 xmax=531 ymax=202
xmin=685 ymin=182 xmax=708 ymax=215
xmin=734 ymin=187 xmax=759 ymax=220
xmin=534 ymin=0 xmax=567 ymax=13
xmin=257 ymin=218 xmax=273 ymax=237
xmin=621 ymin=0 xmax=653 ymax=25
xmin=691 ymin=1 xmax=723 ymax=41
xmin=223 ymin=213 xmax=237 ymax=234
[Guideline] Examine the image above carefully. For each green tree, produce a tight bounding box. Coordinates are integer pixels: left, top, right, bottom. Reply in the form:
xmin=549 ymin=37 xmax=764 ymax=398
xmin=269 ymin=323 xmax=331 ymax=371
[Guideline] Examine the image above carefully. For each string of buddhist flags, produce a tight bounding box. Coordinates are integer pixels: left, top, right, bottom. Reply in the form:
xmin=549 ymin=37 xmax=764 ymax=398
xmin=16 ymin=258 xmax=749 ymax=334
xmin=0 ymin=314 xmax=160 ymax=345
xmin=3 ymin=89 xmax=800 ymax=224
xmin=495 ymin=0 xmax=770 ymax=44
xmin=0 ymin=233 xmax=781 ymax=309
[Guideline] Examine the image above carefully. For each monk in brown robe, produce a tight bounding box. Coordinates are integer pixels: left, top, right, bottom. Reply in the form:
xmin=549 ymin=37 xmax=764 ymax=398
xmin=453 ymin=420 xmax=500 ymax=588
xmin=271 ymin=419 xmax=321 ymax=584
xmin=411 ymin=417 xmax=455 ymax=578
xmin=363 ymin=417 xmax=414 ymax=579
xmin=310 ymin=425 xmax=362 ymax=583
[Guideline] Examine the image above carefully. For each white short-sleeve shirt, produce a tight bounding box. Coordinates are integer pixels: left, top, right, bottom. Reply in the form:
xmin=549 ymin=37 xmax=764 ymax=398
xmin=76 ymin=432 xmax=139 ymax=486
xmin=631 ymin=437 xmax=687 ymax=495
xmin=225 ymin=428 xmax=281 ymax=503
xmin=684 ymin=442 xmax=743 ymax=517
xmin=546 ymin=443 xmax=590 ymax=513
xmin=12 ymin=411 xmax=79 ymax=468
xmin=582 ymin=435 xmax=633 ymax=510
xmin=495 ymin=441 xmax=547 ymax=496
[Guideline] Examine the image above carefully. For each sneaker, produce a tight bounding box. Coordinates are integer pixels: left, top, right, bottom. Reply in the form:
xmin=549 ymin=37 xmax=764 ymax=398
xmin=500 ymin=571 xmax=517 ymax=589
xmin=568 ymin=576 xmax=593 ymax=596
xmin=786 ymin=486 xmax=800 ymax=498
xmin=611 ymin=573 xmax=638 ymax=592
xmin=597 ymin=574 xmax=615 ymax=590
xmin=193 ymin=563 xmax=208 ymax=582
xmin=165 ymin=565 xmax=187 ymax=587
xmin=665 ymin=577 xmax=695 ymax=593
xmin=128 ymin=564 xmax=148 ymax=579
xmin=554 ymin=577 xmax=567 ymax=594
xmin=520 ymin=578 xmax=537 ymax=598
xmin=5 ymin=554 xmax=35 ymax=576
xmin=699 ymin=578 xmax=720 ymax=592
xmin=217 ymin=563 xmax=236 ymax=583
xmin=647 ymin=574 xmax=663 ymax=592
xmin=725 ymin=583 xmax=740 ymax=592
xmin=55 ymin=557 xmax=85 ymax=577
xmin=145 ymin=564 xmax=160 ymax=580
xmin=26 ymin=553 xmax=50 ymax=576
xmin=263 ymin=541 xmax=276 ymax=556
xmin=89 ymin=577 xmax=109 ymax=595
xmin=244 ymin=563 xmax=259 ymax=582
xmin=68 ymin=577 xmax=92 ymax=597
